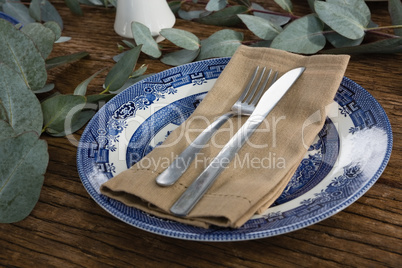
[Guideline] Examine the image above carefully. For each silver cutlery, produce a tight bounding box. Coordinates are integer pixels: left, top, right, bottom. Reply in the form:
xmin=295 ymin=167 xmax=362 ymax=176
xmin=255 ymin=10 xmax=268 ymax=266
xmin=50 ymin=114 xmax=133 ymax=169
xmin=169 ymin=67 xmax=306 ymax=217
xmin=156 ymin=66 xmax=278 ymax=186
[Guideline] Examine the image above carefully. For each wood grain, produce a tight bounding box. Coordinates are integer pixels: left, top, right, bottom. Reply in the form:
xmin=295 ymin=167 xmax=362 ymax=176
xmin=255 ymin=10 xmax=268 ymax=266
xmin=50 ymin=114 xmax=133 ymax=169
xmin=1 ymin=0 xmax=401 ymax=267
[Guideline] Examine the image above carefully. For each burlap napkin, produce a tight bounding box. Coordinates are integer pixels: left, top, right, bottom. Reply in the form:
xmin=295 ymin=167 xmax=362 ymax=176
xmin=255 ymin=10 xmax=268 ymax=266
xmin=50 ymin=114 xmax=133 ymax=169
xmin=100 ymin=46 xmax=350 ymax=228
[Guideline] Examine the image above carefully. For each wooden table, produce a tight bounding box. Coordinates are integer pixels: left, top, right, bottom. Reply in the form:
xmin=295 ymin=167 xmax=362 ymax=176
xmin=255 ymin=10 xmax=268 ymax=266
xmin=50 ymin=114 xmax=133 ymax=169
xmin=1 ymin=1 xmax=401 ymax=267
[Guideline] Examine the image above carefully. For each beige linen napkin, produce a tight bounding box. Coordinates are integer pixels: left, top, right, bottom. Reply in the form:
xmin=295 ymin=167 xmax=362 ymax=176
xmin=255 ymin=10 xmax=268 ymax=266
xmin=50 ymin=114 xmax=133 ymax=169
xmin=101 ymin=46 xmax=350 ymax=228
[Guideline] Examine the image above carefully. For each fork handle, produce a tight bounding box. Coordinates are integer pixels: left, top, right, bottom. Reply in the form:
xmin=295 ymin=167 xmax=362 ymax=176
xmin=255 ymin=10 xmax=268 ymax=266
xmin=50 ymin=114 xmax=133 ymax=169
xmin=156 ymin=112 xmax=234 ymax=186
xmin=169 ymin=116 xmax=263 ymax=216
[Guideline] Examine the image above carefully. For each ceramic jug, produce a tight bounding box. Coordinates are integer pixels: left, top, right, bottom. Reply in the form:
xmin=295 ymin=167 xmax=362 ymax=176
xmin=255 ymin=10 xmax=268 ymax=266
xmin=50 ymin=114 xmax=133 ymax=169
xmin=114 ymin=0 xmax=176 ymax=40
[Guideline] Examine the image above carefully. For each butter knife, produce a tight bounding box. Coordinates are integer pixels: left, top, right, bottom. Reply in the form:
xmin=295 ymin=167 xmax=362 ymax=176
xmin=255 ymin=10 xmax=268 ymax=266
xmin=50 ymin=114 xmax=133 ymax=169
xmin=170 ymin=67 xmax=306 ymax=216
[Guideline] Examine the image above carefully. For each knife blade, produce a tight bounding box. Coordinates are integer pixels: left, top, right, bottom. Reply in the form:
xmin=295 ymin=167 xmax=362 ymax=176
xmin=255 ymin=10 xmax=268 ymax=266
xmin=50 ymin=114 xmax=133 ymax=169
xmin=170 ymin=67 xmax=306 ymax=216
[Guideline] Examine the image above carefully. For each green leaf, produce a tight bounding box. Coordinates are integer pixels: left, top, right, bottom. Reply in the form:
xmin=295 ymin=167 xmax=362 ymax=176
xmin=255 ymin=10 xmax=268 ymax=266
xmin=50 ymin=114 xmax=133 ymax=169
xmin=130 ymin=64 xmax=148 ymax=78
xmin=46 ymin=108 xmax=96 ymax=137
xmin=21 ymin=22 xmax=56 ymax=59
xmin=325 ymin=31 xmax=363 ymax=48
xmin=86 ymin=94 xmax=115 ymax=105
xmin=315 ymin=0 xmax=370 ymax=40
xmin=45 ymin=51 xmax=89 ymax=70
xmin=197 ymin=29 xmax=243 ymax=60
xmin=29 ymin=0 xmax=42 ymax=21
xmin=0 ymin=132 xmax=48 ymax=223
xmin=233 ymin=0 xmax=250 ymax=6
xmin=39 ymin=0 xmax=63 ymax=29
xmin=0 ymin=19 xmax=47 ymax=91
xmin=105 ymin=46 xmax=142 ymax=92
xmin=195 ymin=5 xmax=248 ymax=26
xmin=160 ymin=28 xmax=200 ymax=50
xmin=274 ymin=0 xmax=293 ymax=13
xmin=322 ymin=37 xmax=402 ymax=54
xmin=2 ymin=0 xmax=35 ymax=25
xmin=44 ymin=21 xmax=62 ymax=41
xmin=178 ymin=9 xmax=205 ymax=21
xmin=168 ymin=1 xmax=182 ymax=14
xmin=0 ymin=120 xmax=16 ymax=141
xmin=307 ymin=0 xmax=315 ymax=12
xmin=33 ymin=83 xmax=55 ymax=94
xmin=161 ymin=48 xmax=200 ymax=66
xmin=74 ymin=68 xmax=106 ymax=96
xmin=122 ymin=39 xmax=135 ymax=48
xmin=108 ymin=74 xmax=153 ymax=94
xmin=271 ymin=14 xmax=325 ymax=54
xmin=388 ymin=0 xmax=402 ymax=36
xmin=64 ymin=0 xmax=83 ymax=16
xmin=238 ymin=14 xmax=282 ymax=40
xmin=251 ymin=3 xmax=290 ymax=26
xmin=205 ymin=0 xmax=228 ymax=11
xmin=131 ymin=21 xmax=161 ymax=58
xmin=41 ymin=94 xmax=86 ymax=135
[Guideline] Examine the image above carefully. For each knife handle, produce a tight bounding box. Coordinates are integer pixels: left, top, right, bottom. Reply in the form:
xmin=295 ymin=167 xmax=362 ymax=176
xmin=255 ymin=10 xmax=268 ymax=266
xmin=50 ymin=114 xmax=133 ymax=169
xmin=156 ymin=113 xmax=234 ymax=186
xmin=170 ymin=117 xmax=263 ymax=216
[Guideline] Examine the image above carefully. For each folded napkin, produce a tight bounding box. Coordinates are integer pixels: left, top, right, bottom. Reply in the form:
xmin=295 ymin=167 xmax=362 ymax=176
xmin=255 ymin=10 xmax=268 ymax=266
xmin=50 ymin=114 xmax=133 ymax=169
xmin=100 ymin=46 xmax=350 ymax=228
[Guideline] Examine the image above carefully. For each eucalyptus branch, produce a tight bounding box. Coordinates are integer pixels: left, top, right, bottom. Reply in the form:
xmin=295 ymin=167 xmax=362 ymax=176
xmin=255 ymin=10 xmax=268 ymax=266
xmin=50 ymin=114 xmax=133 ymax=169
xmin=248 ymin=8 xmax=299 ymax=20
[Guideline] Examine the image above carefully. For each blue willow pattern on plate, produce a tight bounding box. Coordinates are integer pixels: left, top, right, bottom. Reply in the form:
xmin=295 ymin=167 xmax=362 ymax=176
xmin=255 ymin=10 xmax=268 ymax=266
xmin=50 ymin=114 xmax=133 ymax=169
xmin=77 ymin=58 xmax=392 ymax=241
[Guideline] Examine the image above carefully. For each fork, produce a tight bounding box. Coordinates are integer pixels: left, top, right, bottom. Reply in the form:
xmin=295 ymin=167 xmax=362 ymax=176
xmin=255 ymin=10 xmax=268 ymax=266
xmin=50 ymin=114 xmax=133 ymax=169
xmin=156 ymin=66 xmax=278 ymax=186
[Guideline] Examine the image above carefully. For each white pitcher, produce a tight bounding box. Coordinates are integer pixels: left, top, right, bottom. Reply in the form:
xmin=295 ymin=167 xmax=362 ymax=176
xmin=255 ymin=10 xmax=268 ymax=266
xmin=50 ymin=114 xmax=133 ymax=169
xmin=114 ymin=0 xmax=176 ymax=40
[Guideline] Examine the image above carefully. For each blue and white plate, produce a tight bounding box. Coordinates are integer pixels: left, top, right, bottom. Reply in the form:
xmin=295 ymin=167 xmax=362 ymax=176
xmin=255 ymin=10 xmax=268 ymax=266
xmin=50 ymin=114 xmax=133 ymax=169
xmin=77 ymin=58 xmax=392 ymax=241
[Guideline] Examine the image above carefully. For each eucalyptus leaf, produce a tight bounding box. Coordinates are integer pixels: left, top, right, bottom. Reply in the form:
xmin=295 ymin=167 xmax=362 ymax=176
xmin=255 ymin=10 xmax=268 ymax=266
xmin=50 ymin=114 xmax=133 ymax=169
xmin=0 ymin=120 xmax=15 ymax=141
xmin=315 ymin=0 xmax=370 ymax=40
xmin=55 ymin=36 xmax=71 ymax=43
xmin=21 ymin=22 xmax=55 ymax=59
xmin=130 ymin=64 xmax=147 ymax=78
xmin=233 ymin=0 xmax=250 ymax=6
xmin=46 ymin=109 xmax=96 ymax=137
xmin=39 ymin=0 xmax=63 ymax=29
xmin=205 ymin=0 xmax=228 ymax=11
xmin=2 ymin=0 xmax=35 ymax=25
xmin=33 ymin=83 xmax=55 ymax=94
xmin=122 ymin=39 xmax=135 ymax=48
xmin=322 ymin=37 xmax=402 ymax=54
xmin=178 ymin=9 xmax=205 ymax=21
xmin=0 ymin=19 xmax=47 ymax=91
xmin=251 ymin=3 xmax=290 ymax=26
xmin=45 ymin=51 xmax=89 ymax=70
xmin=113 ymin=50 xmax=127 ymax=62
xmin=44 ymin=21 xmax=62 ymax=41
xmin=86 ymin=94 xmax=115 ymax=105
xmin=238 ymin=14 xmax=282 ymax=40
xmin=41 ymin=94 xmax=86 ymax=135
xmin=250 ymin=40 xmax=272 ymax=47
xmin=271 ymin=14 xmax=325 ymax=54
xmin=168 ymin=1 xmax=181 ymax=14
xmin=388 ymin=0 xmax=402 ymax=36
xmin=161 ymin=48 xmax=200 ymax=66
xmin=105 ymin=45 xmax=142 ymax=92
xmin=131 ymin=21 xmax=161 ymax=58
xmin=197 ymin=29 xmax=243 ymax=60
xmin=0 ymin=132 xmax=48 ymax=223
xmin=307 ymin=0 xmax=315 ymax=12
xmin=29 ymin=0 xmax=41 ymax=21
xmin=0 ymin=102 xmax=7 ymax=122
xmin=109 ymin=74 xmax=153 ymax=94
xmin=325 ymin=30 xmax=363 ymax=48
xmin=160 ymin=28 xmax=200 ymax=50
xmin=195 ymin=5 xmax=248 ymax=26
xmin=274 ymin=0 xmax=293 ymax=13
xmin=64 ymin=0 xmax=83 ymax=16
xmin=74 ymin=68 xmax=106 ymax=96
